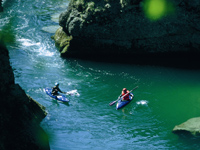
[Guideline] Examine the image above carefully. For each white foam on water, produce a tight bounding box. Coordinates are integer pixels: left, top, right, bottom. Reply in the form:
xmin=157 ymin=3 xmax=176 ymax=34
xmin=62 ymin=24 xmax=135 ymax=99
xmin=18 ymin=38 xmax=40 ymax=47
xmin=136 ymin=100 xmax=149 ymax=106
xmin=17 ymin=38 xmax=55 ymax=57
xmin=67 ymin=89 xmax=80 ymax=97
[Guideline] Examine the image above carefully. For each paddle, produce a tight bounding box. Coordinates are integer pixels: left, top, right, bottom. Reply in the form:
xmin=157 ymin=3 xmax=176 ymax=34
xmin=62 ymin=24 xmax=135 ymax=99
xmin=109 ymin=86 xmax=138 ymax=106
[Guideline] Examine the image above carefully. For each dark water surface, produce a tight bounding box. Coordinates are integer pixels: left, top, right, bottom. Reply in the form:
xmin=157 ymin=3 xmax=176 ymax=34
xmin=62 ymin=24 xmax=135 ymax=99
xmin=1 ymin=0 xmax=200 ymax=149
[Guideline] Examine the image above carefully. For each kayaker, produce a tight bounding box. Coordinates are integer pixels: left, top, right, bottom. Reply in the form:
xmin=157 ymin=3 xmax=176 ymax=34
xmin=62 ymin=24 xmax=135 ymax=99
xmin=52 ymin=83 xmax=65 ymax=95
xmin=120 ymin=88 xmax=130 ymax=101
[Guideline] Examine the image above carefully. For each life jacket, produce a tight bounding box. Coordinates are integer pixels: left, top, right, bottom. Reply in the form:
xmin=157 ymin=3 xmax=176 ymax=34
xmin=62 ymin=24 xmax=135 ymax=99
xmin=122 ymin=91 xmax=130 ymax=100
xmin=52 ymin=86 xmax=61 ymax=95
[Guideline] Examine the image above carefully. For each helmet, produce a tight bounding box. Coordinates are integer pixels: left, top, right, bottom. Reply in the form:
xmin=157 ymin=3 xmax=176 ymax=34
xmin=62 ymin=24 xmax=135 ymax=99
xmin=123 ymin=88 xmax=127 ymax=91
xmin=55 ymin=82 xmax=59 ymax=86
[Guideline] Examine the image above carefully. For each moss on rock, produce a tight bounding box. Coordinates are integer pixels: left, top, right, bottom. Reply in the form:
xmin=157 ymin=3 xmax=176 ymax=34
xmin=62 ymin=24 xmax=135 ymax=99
xmin=52 ymin=26 xmax=72 ymax=54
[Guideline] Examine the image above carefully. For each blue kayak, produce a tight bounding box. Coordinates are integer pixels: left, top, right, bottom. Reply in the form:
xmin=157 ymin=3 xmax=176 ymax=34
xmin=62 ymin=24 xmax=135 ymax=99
xmin=116 ymin=93 xmax=134 ymax=110
xmin=44 ymin=87 xmax=69 ymax=102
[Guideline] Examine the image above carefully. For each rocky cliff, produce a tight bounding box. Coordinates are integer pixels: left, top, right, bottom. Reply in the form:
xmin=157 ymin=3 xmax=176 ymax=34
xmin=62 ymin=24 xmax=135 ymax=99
xmin=0 ymin=43 xmax=49 ymax=150
xmin=0 ymin=0 xmax=3 ymax=12
xmin=52 ymin=0 xmax=200 ymax=68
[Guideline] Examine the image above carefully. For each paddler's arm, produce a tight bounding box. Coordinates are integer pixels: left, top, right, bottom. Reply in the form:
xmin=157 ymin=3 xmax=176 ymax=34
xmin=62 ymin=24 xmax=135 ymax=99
xmin=59 ymin=89 xmax=69 ymax=95
xmin=57 ymin=87 xmax=64 ymax=93
xmin=118 ymin=94 xmax=122 ymax=99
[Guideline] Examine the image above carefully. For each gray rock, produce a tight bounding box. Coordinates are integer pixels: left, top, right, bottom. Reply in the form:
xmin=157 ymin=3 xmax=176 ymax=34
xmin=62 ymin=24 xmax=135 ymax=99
xmin=173 ymin=117 xmax=200 ymax=137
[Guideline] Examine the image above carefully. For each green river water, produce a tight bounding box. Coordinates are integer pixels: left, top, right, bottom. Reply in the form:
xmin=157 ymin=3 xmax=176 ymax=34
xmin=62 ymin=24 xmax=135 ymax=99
xmin=1 ymin=0 xmax=200 ymax=149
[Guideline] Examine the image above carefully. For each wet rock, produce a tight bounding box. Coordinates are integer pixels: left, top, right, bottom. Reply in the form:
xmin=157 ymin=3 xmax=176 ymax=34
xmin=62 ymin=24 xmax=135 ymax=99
xmin=53 ymin=0 xmax=200 ymax=67
xmin=173 ymin=117 xmax=200 ymax=137
xmin=0 ymin=44 xmax=49 ymax=150
xmin=51 ymin=26 xmax=72 ymax=55
xmin=0 ymin=0 xmax=3 ymax=12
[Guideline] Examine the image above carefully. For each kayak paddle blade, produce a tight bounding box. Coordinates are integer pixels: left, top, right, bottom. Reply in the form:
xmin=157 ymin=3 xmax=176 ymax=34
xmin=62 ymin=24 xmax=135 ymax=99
xmin=109 ymin=101 xmax=116 ymax=106
xmin=109 ymin=99 xmax=119 ymax=106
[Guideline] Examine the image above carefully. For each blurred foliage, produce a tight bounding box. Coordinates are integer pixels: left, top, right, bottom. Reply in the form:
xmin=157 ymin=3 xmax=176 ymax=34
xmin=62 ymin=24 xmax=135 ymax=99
xmin=142 ymin=0 xmax=175 ymax=21
xmin=0 ymin=20 xmax=15 ymax=46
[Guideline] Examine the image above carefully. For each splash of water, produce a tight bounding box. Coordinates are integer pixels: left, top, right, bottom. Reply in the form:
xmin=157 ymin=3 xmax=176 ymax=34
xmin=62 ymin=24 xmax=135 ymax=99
xmin=18 ymin=38 xmax=40 ymax=47
xmin=17 ymin=38 xmax=55 ymax=57
xmin=136 ymin=100 xmax=148 ymax=106
xmin=67 ymin=89 xmax=80 ymax=97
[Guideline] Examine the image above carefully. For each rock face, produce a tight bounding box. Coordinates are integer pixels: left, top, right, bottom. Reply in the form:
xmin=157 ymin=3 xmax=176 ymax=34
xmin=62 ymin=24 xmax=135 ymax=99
xmin=0 ymin=0 xmax=3 ymax=12
xmin=52 ymin=0 xmax=200 ymax=67
xmin=0 ymin=44 xmax=49 ymax=150
xmin=173 ymin=117 xmax=200 ymax=137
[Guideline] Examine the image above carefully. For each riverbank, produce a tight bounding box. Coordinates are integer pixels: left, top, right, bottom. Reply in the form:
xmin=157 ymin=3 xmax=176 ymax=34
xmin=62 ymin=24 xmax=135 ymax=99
xmin=0 ymin=43 xmax=49 ymax=150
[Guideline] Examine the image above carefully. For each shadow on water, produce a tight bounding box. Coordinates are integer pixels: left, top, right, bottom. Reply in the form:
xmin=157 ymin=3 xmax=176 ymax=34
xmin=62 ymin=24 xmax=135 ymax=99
xmin=173 ymin=132 xmax=200 ymax=149
xmin=63 ymin=51 xmax=200 ymax=70
xmin=51 ymin=99 xmax=70 ymax=106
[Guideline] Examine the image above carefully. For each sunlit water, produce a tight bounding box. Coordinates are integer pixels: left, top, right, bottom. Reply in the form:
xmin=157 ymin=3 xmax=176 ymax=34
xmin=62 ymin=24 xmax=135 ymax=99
xmin=1 ymin=0 xmax=200 ymax=149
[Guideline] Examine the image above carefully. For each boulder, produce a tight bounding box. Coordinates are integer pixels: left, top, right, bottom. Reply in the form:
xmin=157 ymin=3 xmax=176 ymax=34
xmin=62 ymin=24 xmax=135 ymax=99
xmin=173 ymin=117 xmax=200 ymax=137
xmin=52 ymin=0 xmax=200 ymax=67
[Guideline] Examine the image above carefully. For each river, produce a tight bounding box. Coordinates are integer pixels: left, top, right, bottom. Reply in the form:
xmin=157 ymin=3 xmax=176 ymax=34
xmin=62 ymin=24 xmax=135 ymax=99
xmin=1 ymin=0 xmax=200 ymax=149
